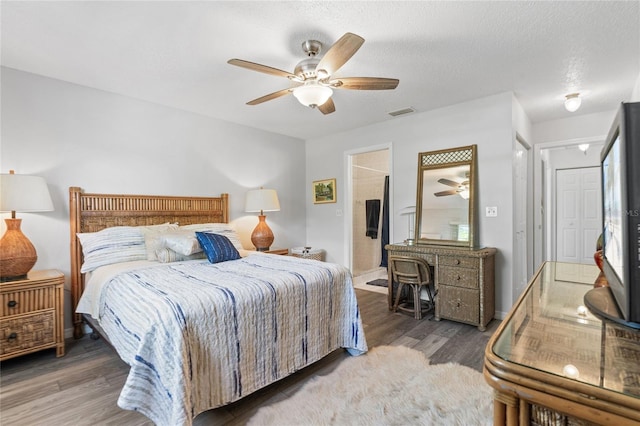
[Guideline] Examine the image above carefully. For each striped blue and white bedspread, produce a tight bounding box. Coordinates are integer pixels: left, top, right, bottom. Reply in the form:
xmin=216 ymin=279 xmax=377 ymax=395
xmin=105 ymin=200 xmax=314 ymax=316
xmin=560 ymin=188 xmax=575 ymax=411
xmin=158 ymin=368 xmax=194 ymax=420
xmin=94 ymin=254 xmax=367 ymax=426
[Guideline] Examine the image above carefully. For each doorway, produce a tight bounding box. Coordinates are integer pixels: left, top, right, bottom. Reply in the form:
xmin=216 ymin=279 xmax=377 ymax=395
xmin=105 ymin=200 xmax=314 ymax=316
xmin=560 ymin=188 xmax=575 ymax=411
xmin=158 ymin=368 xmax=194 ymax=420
xmin=513 ymin=135 xmax=531 ymax=300
xmin=533 ymin=139 xmax=604 ymax=265
xmin=346 ymin=146 xmax=391 ymax=292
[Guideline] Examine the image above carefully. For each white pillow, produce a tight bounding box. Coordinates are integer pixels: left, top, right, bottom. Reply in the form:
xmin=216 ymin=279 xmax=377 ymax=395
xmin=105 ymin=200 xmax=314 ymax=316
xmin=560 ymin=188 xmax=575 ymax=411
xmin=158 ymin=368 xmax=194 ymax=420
xmin=140 ymin=224 xmax=180 ymax=260
xmin=179 ymin=223 xmax=243 ymax=252
xmin=155 ymin=247 xmax=206 ymax=263
xmin=162 ymin=230 xmax=203 ymax=256
xmin=77 ymin=227 xmax=145 ymax=273
xmin=78 ymin=223 xmax=177 ymax=272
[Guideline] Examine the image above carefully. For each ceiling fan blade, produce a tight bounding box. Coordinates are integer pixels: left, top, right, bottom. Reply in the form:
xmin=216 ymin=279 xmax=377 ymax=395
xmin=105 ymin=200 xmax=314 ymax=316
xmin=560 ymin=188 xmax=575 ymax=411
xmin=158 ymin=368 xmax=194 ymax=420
xmin=318 ymin=97 xmax=336 ymax=115
xmin=434 ymin=190 xmax=459 ymax=197
xmin=438 ymin=178 xmax=461 ymax=188
xmin=246 ymin=88 xmax=293 ymax=105
xmin=316 ymin=32 xmax=364 ymax=76
xmin=332 ymin=77 xmax=399 ymax=90
xmin=228 ymin=59 xmax=298 ymax=80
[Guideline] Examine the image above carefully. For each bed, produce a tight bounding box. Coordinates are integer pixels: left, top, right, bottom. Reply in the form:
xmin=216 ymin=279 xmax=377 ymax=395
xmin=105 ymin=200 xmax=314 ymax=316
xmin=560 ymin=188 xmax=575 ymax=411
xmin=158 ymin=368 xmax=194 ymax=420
xmin=69 ymin=187 xmax=367 ymax=426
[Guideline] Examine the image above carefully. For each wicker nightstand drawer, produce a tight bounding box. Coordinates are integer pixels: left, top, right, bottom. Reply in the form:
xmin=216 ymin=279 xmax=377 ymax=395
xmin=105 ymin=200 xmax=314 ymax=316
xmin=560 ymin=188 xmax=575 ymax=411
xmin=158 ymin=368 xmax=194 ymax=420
xmin=1 ymin=286 xmax=56 ymax=317
xmin=438 ymin=266 xmax=479 ymax=289
xmin=0 ymin=270 xmax=65 ymax=360
xmin=0 ymin=311 xmax=55 ymax=356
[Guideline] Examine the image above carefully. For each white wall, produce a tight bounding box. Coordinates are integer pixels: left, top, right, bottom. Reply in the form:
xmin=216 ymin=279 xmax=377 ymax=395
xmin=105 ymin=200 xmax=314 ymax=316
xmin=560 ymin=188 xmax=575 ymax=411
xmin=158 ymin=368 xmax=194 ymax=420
xmin=306 ymin=92 xmax=516 ymax=316
xmin=533 ymin=110 xmax=614 ymax=144
xmin=632 ymin=71 xmax=640 ymax=101
xmin=1 ymin=67 xmax=307 ymax=330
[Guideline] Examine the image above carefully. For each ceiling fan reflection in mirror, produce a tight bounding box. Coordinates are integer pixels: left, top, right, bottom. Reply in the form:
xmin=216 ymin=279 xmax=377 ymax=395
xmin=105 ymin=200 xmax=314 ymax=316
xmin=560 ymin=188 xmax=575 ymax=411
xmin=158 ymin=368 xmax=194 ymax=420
xmin=227 ymin=32 xmax=399 ymax=115
xmin=434 ymin=178 xmax=470 ymax=199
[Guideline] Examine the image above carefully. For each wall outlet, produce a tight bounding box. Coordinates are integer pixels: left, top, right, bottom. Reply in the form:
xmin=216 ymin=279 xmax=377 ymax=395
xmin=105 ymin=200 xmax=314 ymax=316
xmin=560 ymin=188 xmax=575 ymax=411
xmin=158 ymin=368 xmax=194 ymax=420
xmin=486 ymin=206 xmax=498 ymax=217
xmin=336 ymin=209 xmax=343 ymax=217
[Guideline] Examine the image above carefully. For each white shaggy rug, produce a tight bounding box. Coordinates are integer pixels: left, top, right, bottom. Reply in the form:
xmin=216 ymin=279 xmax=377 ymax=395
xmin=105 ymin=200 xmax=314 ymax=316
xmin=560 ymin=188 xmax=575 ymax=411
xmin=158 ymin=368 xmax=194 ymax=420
xmin=249 ymin=345 xmax=493 ymax=425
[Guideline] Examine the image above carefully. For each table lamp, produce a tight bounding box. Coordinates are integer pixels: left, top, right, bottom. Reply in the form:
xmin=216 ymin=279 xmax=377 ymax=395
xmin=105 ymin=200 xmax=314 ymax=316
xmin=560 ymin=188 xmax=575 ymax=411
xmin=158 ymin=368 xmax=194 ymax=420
xmin=399 ymin=206 xmax=416 ymax=245
xmin=245 ymin=188 xmax=280 ymax=251
xmin=0 ymin=170 xmax=54 ymax=281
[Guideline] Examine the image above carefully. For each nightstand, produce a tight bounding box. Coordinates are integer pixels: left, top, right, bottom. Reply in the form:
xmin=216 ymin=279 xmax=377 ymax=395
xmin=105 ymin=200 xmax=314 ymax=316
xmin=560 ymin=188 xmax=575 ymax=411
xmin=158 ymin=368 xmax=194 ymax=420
xmin=1 ymin=269 xmax=65 ymax=360
xmin=265 ymin=248 xmax=289 ymax=256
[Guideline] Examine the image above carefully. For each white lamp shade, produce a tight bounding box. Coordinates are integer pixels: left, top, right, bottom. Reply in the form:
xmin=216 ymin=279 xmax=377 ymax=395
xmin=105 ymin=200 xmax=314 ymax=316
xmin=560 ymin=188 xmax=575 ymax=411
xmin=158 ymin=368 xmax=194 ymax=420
xmin=245 ymin=189 xmax=280 ymax=213
xmin=0 ymin=173 xmax=54 ymax=212
xmin=293 ymin=84 xmax=333 ymax=107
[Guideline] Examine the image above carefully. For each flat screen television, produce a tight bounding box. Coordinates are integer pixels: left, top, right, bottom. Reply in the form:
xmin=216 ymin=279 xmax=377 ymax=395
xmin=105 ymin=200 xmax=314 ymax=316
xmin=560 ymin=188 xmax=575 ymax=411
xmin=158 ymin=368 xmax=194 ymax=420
xmin=600 ymin=101 xmax=640 ymax=324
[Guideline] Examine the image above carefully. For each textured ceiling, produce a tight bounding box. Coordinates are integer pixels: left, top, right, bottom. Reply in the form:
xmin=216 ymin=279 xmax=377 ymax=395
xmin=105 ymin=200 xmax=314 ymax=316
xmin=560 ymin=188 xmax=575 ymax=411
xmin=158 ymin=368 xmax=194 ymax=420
xmin=2 ymin=1 xmax=639 ymax=140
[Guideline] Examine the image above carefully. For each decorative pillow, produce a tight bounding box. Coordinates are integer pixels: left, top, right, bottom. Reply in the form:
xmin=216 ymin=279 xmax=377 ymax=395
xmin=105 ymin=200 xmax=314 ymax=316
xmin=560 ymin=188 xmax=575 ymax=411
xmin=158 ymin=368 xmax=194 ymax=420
xmin=180 ymin=223 xmax=244 ymax=251
xmin=155 ymin=247 xmax=206 ymax=263
xmin=77 ymin=227 xmax=146 ymax=273
xmin=140 ymin=224 xmax=180 ymax=261
xmin=162 ymin=230 xmax=204 ymax=256
xmin=195 ymin=232 xmax=241 ymax=264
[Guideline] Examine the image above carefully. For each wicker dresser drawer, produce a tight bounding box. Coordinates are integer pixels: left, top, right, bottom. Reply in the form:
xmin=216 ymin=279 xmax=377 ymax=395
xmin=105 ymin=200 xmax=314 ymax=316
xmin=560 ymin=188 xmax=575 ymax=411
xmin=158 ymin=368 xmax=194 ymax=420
xmin=0 ymin=311 xmax=55 ymax=356
xmin=437 ymin=285 xmax=480 ymax=325
xmin=438 ymin=256 xmax=479 ymax=269
xmin=1 ymin=286 xmax=56 ymax=317
xmin=438 ymin=266 xmax=479 ymax=289
xmin=0 ymin=270 xmax=65 ymax=360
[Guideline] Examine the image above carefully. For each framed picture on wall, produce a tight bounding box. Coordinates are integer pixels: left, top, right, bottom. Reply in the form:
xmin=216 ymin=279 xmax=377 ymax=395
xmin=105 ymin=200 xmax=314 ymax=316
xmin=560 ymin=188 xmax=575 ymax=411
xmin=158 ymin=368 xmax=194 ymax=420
xmin=313 ymin=178 xmax=336 ymax=204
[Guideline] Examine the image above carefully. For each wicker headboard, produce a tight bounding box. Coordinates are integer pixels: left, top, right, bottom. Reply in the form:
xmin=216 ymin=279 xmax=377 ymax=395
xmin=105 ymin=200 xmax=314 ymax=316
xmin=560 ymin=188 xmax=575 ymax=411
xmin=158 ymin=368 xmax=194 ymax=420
xmin=69 ymin=186 xmax=229 ymax=338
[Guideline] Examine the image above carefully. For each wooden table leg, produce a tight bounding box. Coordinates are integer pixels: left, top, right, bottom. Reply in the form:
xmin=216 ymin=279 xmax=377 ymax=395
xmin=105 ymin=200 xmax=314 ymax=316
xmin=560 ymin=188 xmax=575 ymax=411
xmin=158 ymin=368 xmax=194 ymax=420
xmin=494 ymin=399 xmax=506 ymax=425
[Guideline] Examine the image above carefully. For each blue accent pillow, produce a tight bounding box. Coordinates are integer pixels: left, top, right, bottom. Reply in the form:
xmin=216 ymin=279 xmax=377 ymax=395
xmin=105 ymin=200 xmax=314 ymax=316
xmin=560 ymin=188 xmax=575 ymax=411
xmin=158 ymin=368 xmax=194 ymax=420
xmin=195 ymin=232 xmax=241 ymax=264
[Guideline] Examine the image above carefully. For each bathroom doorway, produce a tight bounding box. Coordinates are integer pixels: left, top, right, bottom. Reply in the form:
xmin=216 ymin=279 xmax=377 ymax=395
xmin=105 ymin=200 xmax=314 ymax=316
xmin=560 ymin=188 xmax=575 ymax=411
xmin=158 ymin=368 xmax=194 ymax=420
xmin=347 ymin=147 xmax=390 ymax=291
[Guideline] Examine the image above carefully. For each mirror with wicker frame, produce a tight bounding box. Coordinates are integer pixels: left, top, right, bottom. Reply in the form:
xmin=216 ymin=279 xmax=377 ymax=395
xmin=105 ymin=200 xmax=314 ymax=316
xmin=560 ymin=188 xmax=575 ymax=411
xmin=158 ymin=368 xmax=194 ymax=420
xmin=415 ymin=145 xmax=477 ymax=247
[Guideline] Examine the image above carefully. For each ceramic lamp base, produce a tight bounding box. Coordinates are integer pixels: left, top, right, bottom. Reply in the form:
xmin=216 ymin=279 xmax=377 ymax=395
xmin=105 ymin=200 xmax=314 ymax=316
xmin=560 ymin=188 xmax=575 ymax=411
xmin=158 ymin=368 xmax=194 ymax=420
xmin=251 ymin=215 xmax=274 ymax=252
xmin=0 ymin=218 xmax=37 ymax=281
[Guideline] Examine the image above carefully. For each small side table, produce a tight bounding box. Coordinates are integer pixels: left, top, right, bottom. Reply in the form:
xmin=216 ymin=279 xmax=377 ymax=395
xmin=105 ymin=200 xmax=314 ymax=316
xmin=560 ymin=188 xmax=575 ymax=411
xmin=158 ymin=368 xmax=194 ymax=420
xmin=290 ymin=247 xmax=325 ymax=261
xmin=0 ymin=269 xmax=65 ymax=360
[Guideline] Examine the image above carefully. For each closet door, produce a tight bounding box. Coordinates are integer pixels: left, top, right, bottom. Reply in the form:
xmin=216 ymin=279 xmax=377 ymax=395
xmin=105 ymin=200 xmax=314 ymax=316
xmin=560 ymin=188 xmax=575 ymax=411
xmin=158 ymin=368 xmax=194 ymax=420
xmin=555 ymin=167 xmax=601 ymax=264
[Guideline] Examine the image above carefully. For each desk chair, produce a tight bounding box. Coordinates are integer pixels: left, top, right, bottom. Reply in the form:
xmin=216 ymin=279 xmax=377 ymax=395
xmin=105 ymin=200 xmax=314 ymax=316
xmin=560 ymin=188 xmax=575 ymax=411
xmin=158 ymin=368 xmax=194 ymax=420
xmin=388 ymin=255 xmax=435 ymax=320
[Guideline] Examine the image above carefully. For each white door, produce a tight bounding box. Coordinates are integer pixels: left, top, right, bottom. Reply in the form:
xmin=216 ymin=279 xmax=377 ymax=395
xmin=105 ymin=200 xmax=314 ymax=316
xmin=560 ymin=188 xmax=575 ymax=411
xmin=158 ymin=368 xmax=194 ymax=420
xmin=513 ymin=138 xmax=529 ymax=299
xmin=556 ymin=167 xmax=602 ymax=264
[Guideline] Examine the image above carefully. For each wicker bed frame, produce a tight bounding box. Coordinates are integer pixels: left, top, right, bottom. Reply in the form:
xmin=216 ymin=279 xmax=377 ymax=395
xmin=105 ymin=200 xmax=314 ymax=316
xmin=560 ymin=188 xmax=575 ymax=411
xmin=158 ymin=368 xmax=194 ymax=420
xmin=69 ymin=186 xmax=229 ymax=339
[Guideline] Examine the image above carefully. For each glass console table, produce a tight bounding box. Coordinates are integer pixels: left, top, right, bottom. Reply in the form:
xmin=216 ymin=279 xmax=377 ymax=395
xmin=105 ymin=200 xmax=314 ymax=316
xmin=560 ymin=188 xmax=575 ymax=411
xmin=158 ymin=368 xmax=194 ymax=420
xmin=484 ymin=261 xmax=640 ymax=425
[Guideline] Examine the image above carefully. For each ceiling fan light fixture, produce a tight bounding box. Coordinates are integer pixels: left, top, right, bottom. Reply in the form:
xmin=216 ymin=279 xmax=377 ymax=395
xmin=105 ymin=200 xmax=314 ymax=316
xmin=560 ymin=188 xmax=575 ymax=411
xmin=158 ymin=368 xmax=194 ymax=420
xmin=564 ymin=93 xmax=581 ymax=112
xmin=293 ymin=83 xmax=333 ymax=108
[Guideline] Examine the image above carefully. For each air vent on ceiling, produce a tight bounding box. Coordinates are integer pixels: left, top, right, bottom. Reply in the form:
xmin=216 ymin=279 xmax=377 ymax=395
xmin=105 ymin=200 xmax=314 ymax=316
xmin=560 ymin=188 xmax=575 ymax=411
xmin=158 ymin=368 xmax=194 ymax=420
xmin=388 ymin=107 xmax=415 ymax=117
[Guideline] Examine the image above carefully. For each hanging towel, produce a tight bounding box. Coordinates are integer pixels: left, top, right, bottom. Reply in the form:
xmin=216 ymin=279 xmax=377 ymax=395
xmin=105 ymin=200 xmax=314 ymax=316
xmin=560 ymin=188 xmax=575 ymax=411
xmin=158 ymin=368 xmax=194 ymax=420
xmin=380 ymin=176 xmax=390 ymax=267
xmin=365 ymin=199 xmax=381 ymax=239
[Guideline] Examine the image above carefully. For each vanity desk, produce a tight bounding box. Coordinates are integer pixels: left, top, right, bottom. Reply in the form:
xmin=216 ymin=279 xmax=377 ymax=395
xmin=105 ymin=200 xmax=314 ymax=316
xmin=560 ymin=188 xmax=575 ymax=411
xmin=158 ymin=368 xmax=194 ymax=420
xmin=385 ymin=243 xmax=496 ymax=330
xmin=484 ymin=261 xmax=640 ymax=425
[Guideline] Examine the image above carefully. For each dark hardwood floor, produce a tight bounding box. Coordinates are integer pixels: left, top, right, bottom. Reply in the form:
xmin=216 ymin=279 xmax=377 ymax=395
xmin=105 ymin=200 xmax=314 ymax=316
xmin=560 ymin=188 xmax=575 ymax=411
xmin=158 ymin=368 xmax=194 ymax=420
xmin=0 ymin=289 xmax=500 ymax=425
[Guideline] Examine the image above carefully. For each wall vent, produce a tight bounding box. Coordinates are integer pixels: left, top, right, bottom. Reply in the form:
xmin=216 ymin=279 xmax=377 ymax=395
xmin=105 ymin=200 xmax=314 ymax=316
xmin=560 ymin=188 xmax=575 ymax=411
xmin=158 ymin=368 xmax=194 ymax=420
xmin=388 ymin=107 xmax=415 ymax=117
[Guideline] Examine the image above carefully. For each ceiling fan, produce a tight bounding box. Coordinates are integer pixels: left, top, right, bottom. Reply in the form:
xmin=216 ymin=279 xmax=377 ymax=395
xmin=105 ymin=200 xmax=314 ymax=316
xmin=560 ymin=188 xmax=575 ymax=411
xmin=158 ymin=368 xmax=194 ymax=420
xmin=227 ymin=32 xmax=399 ymax=115
xmin=434 ymin=178 xmax=470 ymax=199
